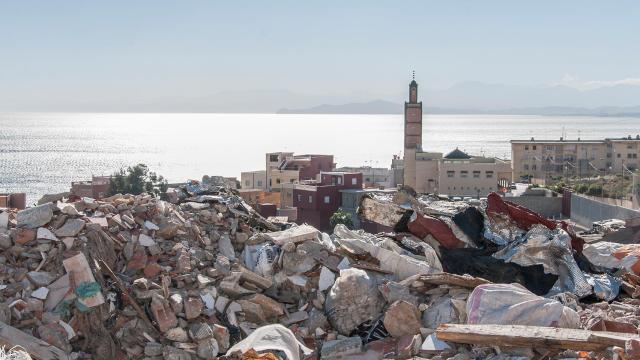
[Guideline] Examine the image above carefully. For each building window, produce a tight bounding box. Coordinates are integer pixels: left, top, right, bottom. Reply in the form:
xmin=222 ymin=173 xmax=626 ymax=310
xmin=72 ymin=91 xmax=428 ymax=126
xmin=257 ymin=180 xmax=262 ymax=186
xmin=628 ymin=154 xmax=633 ymax=159
xmin=308 ymin=195 xmax=313 ymax=203
xmin=634 ymin=154 xmax=638 ymax=158
xmin=337 ymin=177 xmax=342 ymax=185
xmin=523 ymin=164 xmax=529 ymax=170
xmin=290 ymin=179 xmax=294 ymax=183
xmin=287 ymin=192 xmax=291 ymax=198
xmin=532 ymin=164 xmax=537 ymax=170
xmin=276 ymin=178 xmax=281 ymax=184
xmin=525 ymin=145 xmax=529 ymax=150
xmin=460 ymin=171 xmax=468 ymax=178
xmin=486 ymin=171 xmax=494 ymax=178
xmin=351 ymin=178 xmax=357 ymax=185
xmin=297 ymin=194 xmax=301 ymax=202
xmin=447 ymin=171 xmax=455 ymax=178
xmin=365 ymin=177 xmax=371 ymax=182
xmin=269 ymin=154 xmax=279 ymax=162
xmin=245 ymin=180 xmax=250 ymax=186
xmin=533 ymin=145 xmax=537 ymax=150
xmin=324 ymin=196 xmax=330 ymax=204
xmin=473 ymin=170 xmax=480 ymax=178
xmin=617 ymin=153 xmax=621 ymax=158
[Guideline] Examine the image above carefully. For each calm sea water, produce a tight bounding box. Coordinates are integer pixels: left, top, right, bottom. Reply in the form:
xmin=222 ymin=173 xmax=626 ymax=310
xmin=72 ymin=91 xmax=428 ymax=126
xmin=1 ymin=112 xmax=639 ymax=204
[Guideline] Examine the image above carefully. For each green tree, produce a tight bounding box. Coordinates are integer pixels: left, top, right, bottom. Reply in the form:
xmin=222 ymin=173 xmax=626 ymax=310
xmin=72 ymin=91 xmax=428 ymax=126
xmin=574 ymin=183 xmax=588 ymax=194
xmin=330 ymin=208 xmax=354 ymax=230
xmin=586 ymin=183 xmax=603 ymax=196
xmin=108 ymin=164 xmax=168 ymax=199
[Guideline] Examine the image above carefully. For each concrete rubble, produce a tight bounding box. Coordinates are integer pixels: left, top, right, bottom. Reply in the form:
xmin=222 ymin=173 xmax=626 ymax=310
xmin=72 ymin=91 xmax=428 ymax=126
xmin=1 ymin=183 xmax=640 ymax=359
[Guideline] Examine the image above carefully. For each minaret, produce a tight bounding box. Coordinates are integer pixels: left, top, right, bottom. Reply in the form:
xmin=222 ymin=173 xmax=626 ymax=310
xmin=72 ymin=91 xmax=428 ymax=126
xmin=403 ymin=71 xmax=422 ymax=189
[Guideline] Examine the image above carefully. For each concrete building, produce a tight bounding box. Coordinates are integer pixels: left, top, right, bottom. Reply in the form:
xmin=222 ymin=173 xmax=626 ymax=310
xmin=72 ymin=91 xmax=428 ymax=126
xmin=391 ymin=155 xmax=404 ymax=188
xmin=438 ymin=149 xmax=512 ymax=197
xmin=292 ymin=171 xmax=363 ymax=231
xmin=264 ymin=152 xmax=334 ymax=191
xmin=70 ymin=176 xmax=110 ymax=199
xmin=510 ymin=135 xmax=640 ymax=181
xmin=237 ymin=189 xmax=280 ymax=208
xmin=240 ymin=170 xmax=267 ymax=190
xmin=401 ymin=77 xmax=511 ymax=196
xmin=0 ymin=193 xmax=27 ymax=210
xmin=334 ymin=166 xmax=394 ymax=188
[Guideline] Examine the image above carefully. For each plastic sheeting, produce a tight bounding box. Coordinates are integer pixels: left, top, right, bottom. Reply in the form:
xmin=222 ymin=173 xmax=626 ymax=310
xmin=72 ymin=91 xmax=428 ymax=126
xmin=336 ymin=238 xmax=440 ymax=280
xmin=585 ymin=273 xmax=621 ymax=302
xmin=466 ymin=283 xmax=581 ymax=328
xmin=225 ymin=324 xmax=313 ymax=360
xmin=492 ymin=225 xmax=592 ymax=298
xmin=583 ymin=242 xmax=640 ymax=275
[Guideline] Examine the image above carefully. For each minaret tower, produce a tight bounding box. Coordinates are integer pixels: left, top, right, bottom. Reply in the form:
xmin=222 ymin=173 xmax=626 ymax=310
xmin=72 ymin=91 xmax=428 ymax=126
xmin=403 ymin=71 xmax=423 ymax=188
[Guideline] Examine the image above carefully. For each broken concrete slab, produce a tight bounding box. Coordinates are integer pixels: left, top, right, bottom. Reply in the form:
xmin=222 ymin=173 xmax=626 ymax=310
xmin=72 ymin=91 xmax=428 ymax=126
xmin=54 ymin=218 xmax=85 ymax=237
xmin=37 ymin=227 xmax=59 ymax=241
xmin=17 ymin=203 xmax=53 ymax=229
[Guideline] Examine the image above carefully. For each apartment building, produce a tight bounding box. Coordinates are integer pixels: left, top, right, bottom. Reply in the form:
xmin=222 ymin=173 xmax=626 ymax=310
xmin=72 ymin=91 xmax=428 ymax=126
xmin=70 ymin=176 xmax=111 ymax=199
xmin=292 ymin=171 xmax=363 ymax=231
xmin=264 ymin=152 xmax=334 ymax=191
xmin=511 ymin=135 xmax=640 ymax=180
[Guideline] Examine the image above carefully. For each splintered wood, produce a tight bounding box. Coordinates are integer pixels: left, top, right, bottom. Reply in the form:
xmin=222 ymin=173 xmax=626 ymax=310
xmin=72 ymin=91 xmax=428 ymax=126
xmin=436 ymin=324 xmax=640 ymax=351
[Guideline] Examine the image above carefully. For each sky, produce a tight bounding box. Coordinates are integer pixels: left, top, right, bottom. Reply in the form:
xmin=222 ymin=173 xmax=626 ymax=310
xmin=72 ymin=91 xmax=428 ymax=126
xmin=1 ymin=1 xmax=639 ymax=110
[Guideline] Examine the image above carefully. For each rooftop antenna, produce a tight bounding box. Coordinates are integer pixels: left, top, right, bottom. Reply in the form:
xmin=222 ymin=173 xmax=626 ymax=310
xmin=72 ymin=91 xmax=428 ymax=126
xmin=412 ymin=70 xmax=415 ymax=80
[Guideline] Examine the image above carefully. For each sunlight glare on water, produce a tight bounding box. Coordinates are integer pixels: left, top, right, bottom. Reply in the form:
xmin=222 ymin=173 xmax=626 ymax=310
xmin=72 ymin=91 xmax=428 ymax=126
xmin=1 ymin=112 xmax=638 ymax=204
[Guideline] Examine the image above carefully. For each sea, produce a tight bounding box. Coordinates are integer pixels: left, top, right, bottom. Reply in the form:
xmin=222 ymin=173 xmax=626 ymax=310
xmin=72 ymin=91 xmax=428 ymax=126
xmin=1 ymin=112 xmax=639 ymax=204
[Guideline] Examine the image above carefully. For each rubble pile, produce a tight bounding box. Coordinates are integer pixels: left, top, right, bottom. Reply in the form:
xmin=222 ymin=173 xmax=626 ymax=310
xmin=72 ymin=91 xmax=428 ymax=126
xmin=1 ymin=184 xmax=640 ymax=359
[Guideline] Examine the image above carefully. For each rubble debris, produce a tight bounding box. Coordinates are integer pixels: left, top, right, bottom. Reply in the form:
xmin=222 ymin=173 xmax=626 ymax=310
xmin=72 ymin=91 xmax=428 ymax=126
xmin=320 ymin=336 xmax=362 ymax=359
xmin=3 ymin=181 xmax=640 ymax=359
xmin=0 ymin=321 xmax=70 ymax=360
xmin=16 ymin=204 xmax=53 ymax=229
xmin=325 ymin=268 xmax=385 ymax=335
xmin=382 ymin=300 xmax=421 ymax=338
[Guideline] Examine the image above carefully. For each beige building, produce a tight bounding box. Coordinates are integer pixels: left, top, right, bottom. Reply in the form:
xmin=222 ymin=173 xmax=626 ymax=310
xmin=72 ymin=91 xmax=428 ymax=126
xmin=437 ymin=149 xmax=512 ymax=197
xmin=510 ymin=135 xmax=640 ymax=180
xmin=401 ymin=78 xmax=511 ymax=197
xmin=240 ymin=170 xmax=266 ymax=190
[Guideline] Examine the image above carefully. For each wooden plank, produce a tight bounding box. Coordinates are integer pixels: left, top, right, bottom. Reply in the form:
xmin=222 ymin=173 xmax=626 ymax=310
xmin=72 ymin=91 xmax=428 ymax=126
xmin=414 ymin=273 xmax=491 ymax=289
xmin=0 ymin=321 xmax=70 ymax=360
xmin=436 ymin=324 xmax=640 ymax=351
xmin=62 ymin=253 xmax=105 ymax=308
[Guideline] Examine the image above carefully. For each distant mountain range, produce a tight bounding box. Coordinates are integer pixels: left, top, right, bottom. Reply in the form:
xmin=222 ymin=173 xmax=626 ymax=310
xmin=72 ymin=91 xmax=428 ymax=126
xmin=278 ymin=100 xmax=640 ymax=116
xmin=3 ymin=81 xmax=640 ymax=115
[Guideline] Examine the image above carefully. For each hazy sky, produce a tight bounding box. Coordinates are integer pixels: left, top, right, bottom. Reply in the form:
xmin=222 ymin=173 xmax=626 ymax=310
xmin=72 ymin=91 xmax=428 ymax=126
xmin=1 ymin=1 xmax=639 ymax=108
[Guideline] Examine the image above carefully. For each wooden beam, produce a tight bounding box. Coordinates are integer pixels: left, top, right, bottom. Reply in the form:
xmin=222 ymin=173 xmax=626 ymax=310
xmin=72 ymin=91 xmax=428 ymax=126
xmin=436 ymin=324 xmax=640 ymax=351
xmin=413 ymin=273 xmax=491 ymax=289
xmin=0 ymin=321 xmax=70 ymax=360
